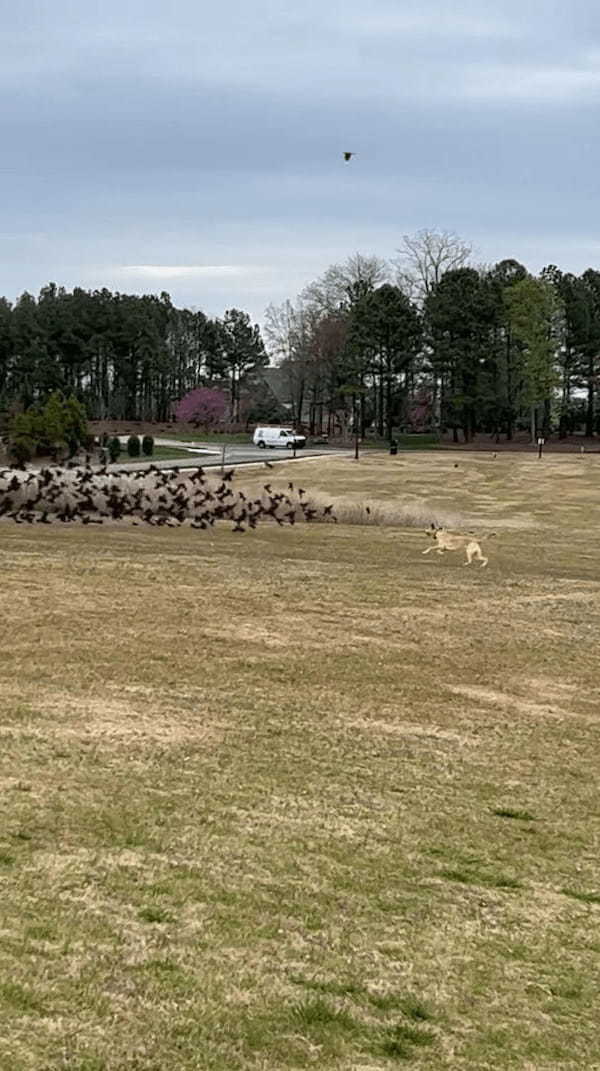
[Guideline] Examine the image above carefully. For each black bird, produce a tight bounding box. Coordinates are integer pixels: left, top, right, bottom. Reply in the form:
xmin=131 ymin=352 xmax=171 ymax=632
xmin=343 ymin=152 xmax=355 ymax=161
xmin=264 ymin=460 xmax=274 ymax=469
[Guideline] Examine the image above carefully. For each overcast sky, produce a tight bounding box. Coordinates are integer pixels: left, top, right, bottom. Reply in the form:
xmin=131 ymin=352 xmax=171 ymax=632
xmin=1 ymin=0 xmax=600 ymax=324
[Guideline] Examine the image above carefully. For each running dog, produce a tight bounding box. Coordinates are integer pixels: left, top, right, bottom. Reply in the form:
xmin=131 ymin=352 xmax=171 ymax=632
xmin=422 ymin=524 xmax=491 ymax=567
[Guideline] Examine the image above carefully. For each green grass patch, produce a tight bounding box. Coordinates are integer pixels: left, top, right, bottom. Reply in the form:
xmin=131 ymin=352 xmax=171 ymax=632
xmin=24 ymin=923 xmax=55 ymax=941
xmin=441 ymin=867 xmax=522 ymax=890
xmin=162 ymin=430 xmax=252 ymax=444
xmin=493 ymin=807 xmax=537 ymax=821
xmin=377 ymin=1021 xmax=437 ymax=1059
xmin=362 ymin=433 xmax=440 ymax=450
xmin=562 ymin=888 xmax=600 ymax=905
xmin=0 ymin=981 xmax=46 ymax=1015
xmin=129 ymin=445 xmax=217 ymax=462
xmin=137 ymin=906 xmax=174 ymax=924
xmin=289 ymin=995 xmax=360 ymax=1033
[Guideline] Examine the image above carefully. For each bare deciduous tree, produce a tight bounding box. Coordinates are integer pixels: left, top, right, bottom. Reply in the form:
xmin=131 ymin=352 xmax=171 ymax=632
xmin=264 ymin=299 xmax=316 ymax=425
xmin=394 ymin=229 xmax=472 ymax=303
xmin=301 ymin=253 xmax=389 ymax=315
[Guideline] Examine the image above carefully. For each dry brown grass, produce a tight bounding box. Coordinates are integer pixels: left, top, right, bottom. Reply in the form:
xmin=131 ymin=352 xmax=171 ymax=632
xmin=0 ymin=461 xmax=460 ymax=532
xmin=1 ymin=451 xmax=600 ymax=1069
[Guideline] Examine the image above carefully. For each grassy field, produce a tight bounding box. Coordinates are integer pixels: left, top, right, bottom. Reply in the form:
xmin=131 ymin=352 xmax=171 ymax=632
xmin=124 ymin=446 xmax=217 ymax=462
xmin=1 ymin=451 xmax=600 ymax=1069
xmin=362 ymin=434 xmax=440 ymax=450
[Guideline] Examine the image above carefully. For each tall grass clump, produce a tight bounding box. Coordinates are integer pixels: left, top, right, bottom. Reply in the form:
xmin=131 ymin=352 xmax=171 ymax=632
xmin=294 ymin=492 xmax=462 ymax=530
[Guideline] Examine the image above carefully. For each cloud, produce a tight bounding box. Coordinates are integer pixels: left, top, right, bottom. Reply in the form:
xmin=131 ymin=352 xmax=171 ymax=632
xmin=346 ymin=10 xmax=516 ymax=40
xmin=1 ymin=0 xmax=600 ymax=329
xmin=118 ymin=265 xmax=251 ymax=279
xmin=460 ymin=61 xmax=600 ymax=103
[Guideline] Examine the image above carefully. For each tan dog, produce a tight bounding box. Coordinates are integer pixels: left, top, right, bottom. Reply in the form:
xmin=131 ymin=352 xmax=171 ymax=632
xmin=422 ymin=525 xmax=490 ymax=567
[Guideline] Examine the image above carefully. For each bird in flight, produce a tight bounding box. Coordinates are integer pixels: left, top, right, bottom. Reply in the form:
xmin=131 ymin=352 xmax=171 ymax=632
xmin=343 ymin=152 xmax=355 ymax=162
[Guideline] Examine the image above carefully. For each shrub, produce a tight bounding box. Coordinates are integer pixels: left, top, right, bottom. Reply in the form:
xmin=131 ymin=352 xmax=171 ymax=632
xmin=38 ymin=393 xmax=67 ymax=457
xmin=9 ymin=412 xmax=38 ymax=445
xmin=9 ymin=436 xmax=35 ymax=465
xmin=108 ymin=437 xmax=121 ymax=463
xmin=127 ymin=435 xmax=141 ymax=458
xmin=61 ymin=395 xmax=88 ymax=452
xmin=6 ymin=392 xmax=88 ymax=460
xmin=142 ymin=434 xmax=154 ymax=457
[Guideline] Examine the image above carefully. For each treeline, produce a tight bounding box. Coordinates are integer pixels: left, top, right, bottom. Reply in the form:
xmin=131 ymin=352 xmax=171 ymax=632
xmin=3 ymin=233 xmax=600 ymax=443
xmin=0 ymin=285 xmax=268 ymax=423
xmin=265 ymin=233 xmax=600 ymax=441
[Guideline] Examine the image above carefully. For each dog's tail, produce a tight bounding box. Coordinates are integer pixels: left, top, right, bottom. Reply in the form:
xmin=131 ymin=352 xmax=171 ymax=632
xmin=468 ymin=530 xmax=497 ymax=542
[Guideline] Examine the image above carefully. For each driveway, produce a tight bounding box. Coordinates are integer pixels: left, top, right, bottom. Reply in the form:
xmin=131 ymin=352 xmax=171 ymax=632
xmin=111 ymin=438 xmax=349 ymax=472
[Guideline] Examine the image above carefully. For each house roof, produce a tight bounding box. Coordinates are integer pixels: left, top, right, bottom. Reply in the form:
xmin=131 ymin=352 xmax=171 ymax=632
xmin=260 ymin=366 xmax=293 ymax=408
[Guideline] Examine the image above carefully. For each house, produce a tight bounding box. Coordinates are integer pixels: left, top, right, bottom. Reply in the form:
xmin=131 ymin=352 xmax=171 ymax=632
xmin=259 ymin=366 xmax=311 ymax=424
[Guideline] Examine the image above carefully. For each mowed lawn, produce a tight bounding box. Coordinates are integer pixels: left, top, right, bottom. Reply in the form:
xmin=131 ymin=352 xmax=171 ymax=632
xmin=1 ymin=452 xmax=600 ymax=1070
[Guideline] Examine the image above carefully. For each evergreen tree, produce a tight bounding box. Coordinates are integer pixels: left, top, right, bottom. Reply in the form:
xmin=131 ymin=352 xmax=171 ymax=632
xmin=219 ymin=309 xmax=268 ymax=422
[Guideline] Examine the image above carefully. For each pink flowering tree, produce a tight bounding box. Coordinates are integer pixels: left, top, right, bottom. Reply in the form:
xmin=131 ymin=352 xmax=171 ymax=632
xmin=175 ymin=387 xmax=228 ymax=429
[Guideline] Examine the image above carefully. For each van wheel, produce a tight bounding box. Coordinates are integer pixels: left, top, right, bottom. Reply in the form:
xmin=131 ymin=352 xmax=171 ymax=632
xmin=257 ymin=441 xmax=266 ymax=449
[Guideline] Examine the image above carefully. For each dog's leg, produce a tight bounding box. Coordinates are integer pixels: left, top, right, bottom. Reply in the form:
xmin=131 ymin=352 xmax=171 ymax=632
xmin=472 ymin=544 xmax=488 ymax=567
xmin=422 ymin=546 xmax=435 ymax=555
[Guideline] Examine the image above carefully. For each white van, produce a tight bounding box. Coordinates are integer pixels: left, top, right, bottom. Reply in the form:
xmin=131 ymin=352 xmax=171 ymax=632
xmin=253 ymin=426 xmax=306 ymax=450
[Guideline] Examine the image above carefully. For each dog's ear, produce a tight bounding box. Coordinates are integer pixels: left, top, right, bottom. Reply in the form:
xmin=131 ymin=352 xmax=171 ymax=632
xmin=430 ymin=523 xmax=436 ymax=530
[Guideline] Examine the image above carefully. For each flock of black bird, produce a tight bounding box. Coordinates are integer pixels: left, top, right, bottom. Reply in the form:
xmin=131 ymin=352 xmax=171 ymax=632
xmin=0 ymin=461 xmax=336 ymax=532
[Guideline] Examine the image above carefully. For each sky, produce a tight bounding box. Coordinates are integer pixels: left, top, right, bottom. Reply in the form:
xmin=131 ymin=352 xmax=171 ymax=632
xmin=2 ymin=0 xmax=600 ymax=326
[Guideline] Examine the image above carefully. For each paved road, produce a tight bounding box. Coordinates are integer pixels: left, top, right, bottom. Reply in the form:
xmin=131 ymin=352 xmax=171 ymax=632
xmin=111 ymin=439 xmax=349 ymax=473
